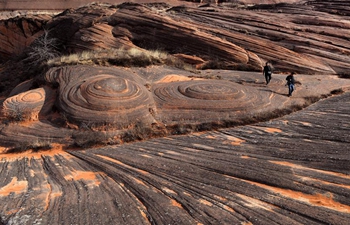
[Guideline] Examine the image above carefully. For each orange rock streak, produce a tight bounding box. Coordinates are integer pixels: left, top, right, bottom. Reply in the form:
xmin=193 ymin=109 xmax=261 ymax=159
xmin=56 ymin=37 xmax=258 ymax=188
xmin=250 ymin=180 xmax=350 ymax=213
xmin=0 ymin=177 xmax=28 ymax=196
xmin=271 ymin=161 xmax=350 ymax=179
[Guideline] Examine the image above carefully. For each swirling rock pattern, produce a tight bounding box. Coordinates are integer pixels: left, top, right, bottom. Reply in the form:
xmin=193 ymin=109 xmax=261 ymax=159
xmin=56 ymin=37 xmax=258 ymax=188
xmin=34 ymin=1 xmax=349 ymax=74
xmin=1 ymin=1 xmax=350 ymax=75
xmin=0 ymin=1 xmax=350 ymax=224
xmin=45 ymin=66 xmax=156 ymax=128
xmin=0 ymin=91 xmax=349 ymax=225
xmin=153 ymin=79 xmax=264 ymax=123
xmin=0 ymin=64 xmax=349 ymax=147
xmin=2 ymin=86 xmax=55 ymax=120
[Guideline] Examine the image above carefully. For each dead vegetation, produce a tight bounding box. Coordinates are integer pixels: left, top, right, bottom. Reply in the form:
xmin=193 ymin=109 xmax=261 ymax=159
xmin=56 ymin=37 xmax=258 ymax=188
xmin=47 ymin=47 xmax=194 ymax=70
xmin=3 ymin=106 xmax=34 ymax=122
xmin=24 ymin=29 xmax=60 ymax=67
xmin=6 ymin=139 xmax=53 ymax=153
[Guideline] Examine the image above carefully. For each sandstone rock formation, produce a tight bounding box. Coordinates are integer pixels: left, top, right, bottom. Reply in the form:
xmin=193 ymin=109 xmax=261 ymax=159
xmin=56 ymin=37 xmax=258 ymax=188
xmin=2 ymin=1 xmax=350 ymax=74
xmin=2 ymin=86 xmax=55 ymax=121
xmin=0 ymin=0 xmax=349 ymax=165
xmin=7 ymin=1 xmax=347 ymax=75
xmin=1 ymin=63 xmax=349 ymax=148
xmin=0 ymin=15 xmax=50 ymax=61
xmin=0 ymin=1 xmax=350 ymax=224
xmin=0 ymin=91 xmax=349 ymax=225
xmin=45 ymin=66 xmax=157 ymax=128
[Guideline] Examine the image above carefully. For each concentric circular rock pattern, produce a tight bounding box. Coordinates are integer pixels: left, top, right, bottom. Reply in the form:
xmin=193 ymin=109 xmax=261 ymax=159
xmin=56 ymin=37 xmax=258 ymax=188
xmin=178 ymin=81 xmax=243 ymax=100
xmin=2 ymin=86 xmax=55 ymax=120
xmin=40 ymin=66 xmax=284 ymax=128
xmin=46 ymin=66 xmax=156 ymax=128
xmin=0 ymin=1 xmax=350 ymax=224
xmin=153 ymin=79 xmax=266 ymax=123
xmin=0 ymin=92 xmax=349 ymax=225
xmin=154 ymin=80 xmax=259 ymax=109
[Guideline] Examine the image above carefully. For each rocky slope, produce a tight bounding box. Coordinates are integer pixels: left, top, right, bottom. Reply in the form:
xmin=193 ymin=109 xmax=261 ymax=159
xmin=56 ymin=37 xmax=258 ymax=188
xmin=43 ymin=1 xmax=350 ymax=74
xmin=0 ymin=1 xmax=350 ymax=224
xmin=0 ymin=15 xmax=50 ymax=61
xmin=0 ymin=89 xmax=349 ymax=225
xmin=1 ymin=1 xmax=350 ymax=74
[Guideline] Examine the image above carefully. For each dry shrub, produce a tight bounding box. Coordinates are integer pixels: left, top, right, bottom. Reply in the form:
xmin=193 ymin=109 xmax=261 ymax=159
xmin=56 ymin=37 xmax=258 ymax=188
xmin=4 ymin=106 xmax=37 ymax=122
xmin=72 ymin=131 xmax=118 ymax=148
xmin=46 ymin=47 xmax=199 ymax=74
xmin=23 ymin=29 xmax=60 ymax=68
xmin=47 ymin=47 xmax=171 ymax=68
xmin=304 ymin=95 xmax=322 ymax=105
xmin=168 ymin=123 xmax=194 ymax=135
xmin=330 ymin=88 xmax=344 ymax=95
xmin=189 ymin=74 xmax=222 ymax=80
xmin=199 ymin=60 xmax=226 ymax=70
xmin=198 ymin=60 xmax=258 ymax=71
xmin=121 ymin=121 xmax=166 ymax=143
xmin=7 ymin=139 xmax=53 ymax=153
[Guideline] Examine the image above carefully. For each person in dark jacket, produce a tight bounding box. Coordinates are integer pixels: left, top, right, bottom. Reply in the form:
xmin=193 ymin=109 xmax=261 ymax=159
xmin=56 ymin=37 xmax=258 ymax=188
xmin=286 ymin=72 xmax=295 ymax=97
xmin=263 ymin=62 xmax=272 ymax=85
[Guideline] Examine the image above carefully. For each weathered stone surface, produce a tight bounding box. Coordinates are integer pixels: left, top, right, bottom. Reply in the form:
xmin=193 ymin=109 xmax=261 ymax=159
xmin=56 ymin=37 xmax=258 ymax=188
xmin=0 ymin=1 xmax=350 ymax=224
xmin=1 ymin=1 xmax=350 ymax=74
xmin=0 ymin=91 xmax=349 ymax=225
xmin=45 ymin=66 xmax=157 ymax=128
xmin=2 ymin=86 xmax=56 ymax=121
xmin=0 ymin=0 xmax=192 ymax=10
xmin=39 ymin=1 xmax=350 ymax=74
xmin=1 ymin=63 xmax=349 ymax=147
xmin=0 ymin=15 xmax=51 ymax=61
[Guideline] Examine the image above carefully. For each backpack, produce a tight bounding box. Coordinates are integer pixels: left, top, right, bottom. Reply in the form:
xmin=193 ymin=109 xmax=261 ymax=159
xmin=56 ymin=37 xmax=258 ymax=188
xmin=264 ymin=65 xmax=272 ymax=75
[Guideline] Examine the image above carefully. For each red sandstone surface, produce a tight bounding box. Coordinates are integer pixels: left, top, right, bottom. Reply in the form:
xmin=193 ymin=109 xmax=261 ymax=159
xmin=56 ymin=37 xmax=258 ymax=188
xmin=0 ymin=1 xmax=349 ymax=224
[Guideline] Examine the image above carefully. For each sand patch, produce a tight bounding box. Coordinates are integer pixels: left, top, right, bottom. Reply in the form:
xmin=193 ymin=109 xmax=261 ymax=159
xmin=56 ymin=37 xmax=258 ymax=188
xmin=229 ymin=136 xmax=246 ymax=146
xmin=271 ymin=161 xmax=350 ymax=179
xmin=264 ymin=127 xmax=282 ymax=133
xmin=236 ymin=193 xmax=275 ymax=211
xmin=248 ymin=179 xmax=350 ymax=213
xmin=0 ymin=144 xmax=67 ymax=161
xmin=171 ymin=199 xmax=183 ymax=208
xmin=156 ymin=74 xmax=193 ymax=83
xmin=162 ymin=187 xmax=177 ymax=195
xmin=297 ymin=176 xmax=350 ymax=190
xmin=65 ymin=171 xmax=97 ymax=181
xmin=64 ymin=170 xmax=104 ymax=186
xmin=199 ymin=198 xmax=213 ymax=206
xmin=0 ymin=177 xmax=28 ymax=196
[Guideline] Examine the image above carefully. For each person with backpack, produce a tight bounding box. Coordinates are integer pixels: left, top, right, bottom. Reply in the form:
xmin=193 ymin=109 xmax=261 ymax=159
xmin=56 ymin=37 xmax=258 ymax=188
xmin=286 ymin=72 xmax=295 ymax=97
xmin=263 ymin=62 xmax=272 ymax=85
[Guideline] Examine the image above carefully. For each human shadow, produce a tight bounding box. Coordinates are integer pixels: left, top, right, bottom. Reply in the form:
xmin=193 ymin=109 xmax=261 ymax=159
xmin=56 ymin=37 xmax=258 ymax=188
xmin=259 ymin=89 xmax=289 ymax=97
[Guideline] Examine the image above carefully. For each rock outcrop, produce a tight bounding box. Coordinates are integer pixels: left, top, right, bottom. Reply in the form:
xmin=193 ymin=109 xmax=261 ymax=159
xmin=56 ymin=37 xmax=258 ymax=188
xmin=0 ymin=15 xmax=51 ymax=61
xmin=2 ymin=85 xmax=56 ymax=121
xmin=1 ymin=1 xmax=350 ymax=74
xmin=0 ymin=90 xmax=349 ymax=225
xmin=0 ymin=1 xmax=350 ymax=224
xmin=45 ymin=66 xmax=157 ymax=128
xmin=42 ymin=1 xmax=350 ymax=74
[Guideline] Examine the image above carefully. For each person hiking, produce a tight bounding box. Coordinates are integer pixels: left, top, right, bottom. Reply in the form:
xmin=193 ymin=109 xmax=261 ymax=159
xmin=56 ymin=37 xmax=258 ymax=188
xmin=286 ymin=72 xmax=295 ymax=97
xmin=263 ymin=62 xmax=272 ymax=85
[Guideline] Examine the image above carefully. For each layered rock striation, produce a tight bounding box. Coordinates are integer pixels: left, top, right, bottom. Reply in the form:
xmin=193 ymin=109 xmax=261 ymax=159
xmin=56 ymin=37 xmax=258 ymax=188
xmin=40 ymin=1 xmax=350 ymax=74
xmin=0 ymin=89 xmax=349 ymax=225
xmin=2 ymin=1 xmax=350 ymax=73
xmin=0 ymin=15 xmax=50 ymax=61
